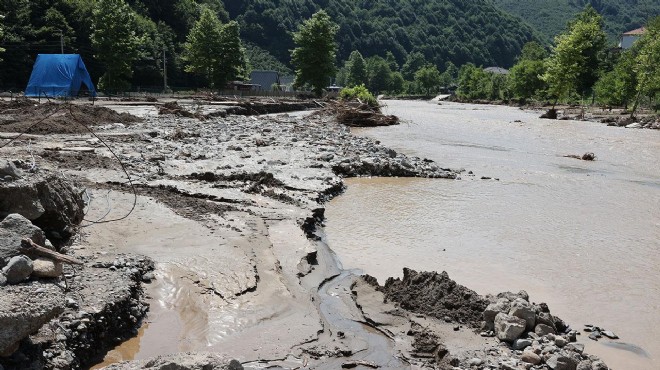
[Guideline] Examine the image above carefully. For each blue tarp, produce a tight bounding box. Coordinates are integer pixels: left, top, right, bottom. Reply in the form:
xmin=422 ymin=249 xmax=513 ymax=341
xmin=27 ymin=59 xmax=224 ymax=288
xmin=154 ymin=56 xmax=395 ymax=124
xmin=25 ymin=54 xmax=97 ymax=97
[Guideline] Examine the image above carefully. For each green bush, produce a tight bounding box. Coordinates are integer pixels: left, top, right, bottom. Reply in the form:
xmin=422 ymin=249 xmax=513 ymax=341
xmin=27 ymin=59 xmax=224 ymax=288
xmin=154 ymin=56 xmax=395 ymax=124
xmin=339 ymin=84 xmax=378 ymax=107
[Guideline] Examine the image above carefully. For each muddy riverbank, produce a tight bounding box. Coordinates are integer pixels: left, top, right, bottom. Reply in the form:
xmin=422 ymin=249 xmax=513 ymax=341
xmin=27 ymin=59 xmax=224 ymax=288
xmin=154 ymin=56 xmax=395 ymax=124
xmin=1 ymin=99 xmax=614 ymax=369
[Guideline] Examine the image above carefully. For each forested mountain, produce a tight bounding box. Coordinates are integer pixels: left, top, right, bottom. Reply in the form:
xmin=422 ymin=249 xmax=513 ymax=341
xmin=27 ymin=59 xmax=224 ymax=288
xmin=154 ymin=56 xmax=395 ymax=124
xmin=493 ymin=0 xmax=660 ymax=41
xmin=0 ymin=0 xmax=541 ymax=90
xmin=225 ymin=0 xmax=540 ymax=71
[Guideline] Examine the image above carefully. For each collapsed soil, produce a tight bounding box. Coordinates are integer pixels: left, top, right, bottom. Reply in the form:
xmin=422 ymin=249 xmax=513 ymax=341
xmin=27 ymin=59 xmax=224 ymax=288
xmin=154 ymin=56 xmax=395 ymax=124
xmin=0 ymin=100 xmax=143 ymax=135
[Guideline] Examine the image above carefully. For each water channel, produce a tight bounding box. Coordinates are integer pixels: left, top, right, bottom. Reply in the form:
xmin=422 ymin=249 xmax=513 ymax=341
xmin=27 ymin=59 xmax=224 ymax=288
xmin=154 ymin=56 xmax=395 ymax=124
xmin=325 ymin=100 xmax=660 ymax=370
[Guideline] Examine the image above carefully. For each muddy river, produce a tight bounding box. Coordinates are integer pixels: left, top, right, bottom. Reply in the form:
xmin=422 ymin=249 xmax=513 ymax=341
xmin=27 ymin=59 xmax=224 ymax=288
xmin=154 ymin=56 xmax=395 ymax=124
xmin=325 ymin=100 xmax=660 ymax=370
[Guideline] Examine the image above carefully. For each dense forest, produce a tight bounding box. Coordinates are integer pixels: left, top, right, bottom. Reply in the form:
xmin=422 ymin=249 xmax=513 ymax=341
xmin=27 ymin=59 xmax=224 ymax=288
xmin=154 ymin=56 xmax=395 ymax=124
xmin=493 ymin=0 xmax=660 ymax=42
xmin=0 ymin=0 xmax=539 ymax=90
xmin=0 ymin=0 xmax=655 ymax=92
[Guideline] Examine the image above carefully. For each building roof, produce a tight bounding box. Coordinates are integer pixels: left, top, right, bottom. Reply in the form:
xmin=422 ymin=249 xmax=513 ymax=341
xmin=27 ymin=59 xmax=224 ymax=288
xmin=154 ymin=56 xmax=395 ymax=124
xmin=623 ymin=27 xmax=646 ymax=36
xmin=484 ymin=67 xmax=509 ymax=75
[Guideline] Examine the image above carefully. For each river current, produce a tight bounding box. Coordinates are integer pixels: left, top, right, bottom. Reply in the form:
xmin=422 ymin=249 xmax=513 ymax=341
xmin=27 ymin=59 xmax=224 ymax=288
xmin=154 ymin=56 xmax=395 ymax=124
xmin=325 ymin=100 xmax=660 ymax=369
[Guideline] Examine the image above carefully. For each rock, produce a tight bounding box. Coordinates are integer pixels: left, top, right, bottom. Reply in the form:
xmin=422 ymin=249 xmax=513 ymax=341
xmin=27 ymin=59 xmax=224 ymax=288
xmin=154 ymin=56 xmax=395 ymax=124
xmin=0 ymin=273 xmax=6 ymax=286
xmin=521 ymin=351 xmax=542 ymax=365
xmin=0 ymin=160 xmax=22 ymax=179
xmin=513 ymin=338 xmax=533 ymax=350
xmin=0 ymin=173 xmax=84 ymax=243
xmin=626 ymin=122 xmax=641 ymax=129
xmin=2 ymin=255 xmax=33 ymax=284
xmin=555 ymin=336 xmax=568 ymax=347
xmin=588 ymin=332 xmax=601 ymax=341
xmin=0 ymin=282 xmax=65 ymax=354
xmin=484 ymin=298 xmax=511 ymax=323
xmin=601 ymin=331 xmax=618 ymax=339
xmin=142 ymin=272 xmax=155 ymax=282
xmin=0 ymin=213 xmax=47 ymax=268
xmin=509 ymin=298 xmax=536 ymax=331
xmin=535 ymin=323 xmax=556 ymax=336
xmin=576 ymin=360 xmax=592 ymax=370
xmin=591 ymin=361 xmax=608 ymax=370
xmin=31 ymin=257 xmax=63 ymax=278
xmin=467 ymin=357 xmax=482 ymax=366
xmin=536 ymin=312 xmax=556 ymax=329
xmin=546 ymin=355 xmax=578 ymax=370
xmin=494 ymin=312 xmax=527 ymax=342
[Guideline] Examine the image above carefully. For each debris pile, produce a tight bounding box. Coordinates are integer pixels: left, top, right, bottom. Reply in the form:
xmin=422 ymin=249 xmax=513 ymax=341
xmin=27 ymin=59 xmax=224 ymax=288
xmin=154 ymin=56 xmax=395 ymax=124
xmin=0 ymin=100 xmax=142 ymax=134
xmin=320 ymin=101 xmax=399 ymax=127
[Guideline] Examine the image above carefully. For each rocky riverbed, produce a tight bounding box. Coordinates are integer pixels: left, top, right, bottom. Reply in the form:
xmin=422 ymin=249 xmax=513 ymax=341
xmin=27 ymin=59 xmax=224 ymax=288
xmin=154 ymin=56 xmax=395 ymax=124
xmin=0 ymin=99 xmax=611 ymax=370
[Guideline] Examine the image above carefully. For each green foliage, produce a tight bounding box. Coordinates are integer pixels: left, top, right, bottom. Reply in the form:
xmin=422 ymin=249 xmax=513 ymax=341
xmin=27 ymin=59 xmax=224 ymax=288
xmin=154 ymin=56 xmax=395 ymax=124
xmin=456 ymin=63 xmax=511 ymax=100
xmin=339 ymin=84 xmax=378 ymax=107
xmin=415 ymin=64 xmax=442 ymax=96
xmin=365 ymin=56 xmax=391 ymax=94
xmin=92 ymin=0 xmax=141 ymax=92
xmin=291 ymin=10 xmax=338 ymax=96
xmin=244 ymin=43 xmax=292 ymax=75
xmin=494 ymin=0 xmax=660 ymax=42
xmin=594 ymin=50 xmax=637 ymax=107
xmin=509 ymin=59 xmax=546 ymax=100
xmin=518 ymin=41 xmax=548 ymax=61
xmin=543 ymin=7 xmax=607 ymax=104
xmin=183 ymin=7 xmax=246 ymax=89
xmin=227 ymin=0 xmax=539 ymax=71
xmin=345 ymin=50 xmax=367 ymax=87
xmin=401 ymin=52 xmax=427 ymax=81
xmin=0 ymin=14 xmax=5 ymax=60
xmin=631 ymin=16 xmax=660 ymax=114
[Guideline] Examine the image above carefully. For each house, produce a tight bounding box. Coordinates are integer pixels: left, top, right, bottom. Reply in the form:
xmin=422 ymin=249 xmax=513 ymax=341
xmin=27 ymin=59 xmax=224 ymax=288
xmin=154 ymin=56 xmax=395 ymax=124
xmin=619 ymin=27 xmax=646 ymax=49
xmin=249 ymin=70 xmax=280 ymax=91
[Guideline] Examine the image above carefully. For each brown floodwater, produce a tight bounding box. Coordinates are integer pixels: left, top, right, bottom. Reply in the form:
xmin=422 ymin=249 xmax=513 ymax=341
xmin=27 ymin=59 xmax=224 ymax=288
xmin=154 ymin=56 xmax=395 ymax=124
xmin=325 ymin=100 xmax=660 ymax=370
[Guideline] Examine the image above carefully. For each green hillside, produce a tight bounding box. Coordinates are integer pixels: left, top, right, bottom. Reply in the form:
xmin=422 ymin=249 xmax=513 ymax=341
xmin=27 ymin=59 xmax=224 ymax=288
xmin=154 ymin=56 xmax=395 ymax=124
xmin=0 ymin=0 xmax=539 ymax=89
xmin=493 ymin=0 xmax=660 ymax=41
xmin=224 ymin=0 xmax=540 ymax=69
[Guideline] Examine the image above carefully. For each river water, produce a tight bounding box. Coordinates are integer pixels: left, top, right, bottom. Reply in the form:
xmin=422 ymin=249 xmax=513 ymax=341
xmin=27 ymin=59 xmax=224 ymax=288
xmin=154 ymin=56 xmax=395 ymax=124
xmin=325 ymin=100 xmax=660 ymax=370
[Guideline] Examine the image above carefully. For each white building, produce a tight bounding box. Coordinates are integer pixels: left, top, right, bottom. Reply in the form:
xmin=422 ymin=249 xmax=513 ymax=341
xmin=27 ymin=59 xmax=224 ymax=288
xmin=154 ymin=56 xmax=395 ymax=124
xmin=619 ymin=27 xmax=646 ymax=49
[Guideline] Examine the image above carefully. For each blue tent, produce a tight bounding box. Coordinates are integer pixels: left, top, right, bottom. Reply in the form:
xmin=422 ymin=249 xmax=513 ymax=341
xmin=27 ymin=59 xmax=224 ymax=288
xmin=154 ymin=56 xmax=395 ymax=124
xmin=25 ymin=54 xmax=97 ymax=97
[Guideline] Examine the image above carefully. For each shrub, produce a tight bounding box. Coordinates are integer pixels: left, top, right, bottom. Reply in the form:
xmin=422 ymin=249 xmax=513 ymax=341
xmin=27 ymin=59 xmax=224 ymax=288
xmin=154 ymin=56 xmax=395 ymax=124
xmin=339 ymin=84 xmax=378 ymax=107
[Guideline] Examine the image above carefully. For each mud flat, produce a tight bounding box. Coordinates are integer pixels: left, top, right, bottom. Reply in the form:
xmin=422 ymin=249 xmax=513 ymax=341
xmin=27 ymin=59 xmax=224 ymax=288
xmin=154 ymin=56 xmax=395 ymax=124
xmin=0 ymin=100 xmax=611 ymax=369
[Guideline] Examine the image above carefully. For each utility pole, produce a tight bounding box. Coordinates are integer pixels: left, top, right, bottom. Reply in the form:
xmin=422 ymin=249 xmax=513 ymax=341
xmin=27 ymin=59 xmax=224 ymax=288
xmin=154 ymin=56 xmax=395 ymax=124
xmin=163 ymin=47 xmax=168 ymax=92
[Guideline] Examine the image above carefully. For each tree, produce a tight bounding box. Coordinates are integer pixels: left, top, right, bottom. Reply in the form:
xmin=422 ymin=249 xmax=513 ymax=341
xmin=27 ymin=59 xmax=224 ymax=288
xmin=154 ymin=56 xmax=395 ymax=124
xmin=415 ymin=64 xmax=442 ymax=96
xmin=594 ymin=50 xmax=636 ymax=108
xmin=385 ymin=51 xmax=399 ymax=72
xmin=630 ymin=16 xmax=660 ymax=116
xmin=389 ymin=71 xmax=405 ymax=94
xmin=216 ymin=21 xmax=247 ymax=85
xmin=543 ymin=7 xmax=606 ymax=106
xmin=0 ymin=14 xmax=5 ymax=61
xmin=366 ymin=56 xmax=392 ymax=94
xmin=183 ymin=8 xmax=246 ymax=89
xmin=92 ymin=0 xmax=141 ymax=92
xmin=401 ymin=51 xmax=426 ymax=80
xmin=518 ymin=41 xmax=548 ymax=62
xmin=291 ymin=10 xmax=338 ymax=96
xmin=345 ymin=50 xmax=367 ymax=87
xmin=457 ymin=63 xmax=490 ymax=100
xmin=509 ymin=59 xmax=547 ymax=101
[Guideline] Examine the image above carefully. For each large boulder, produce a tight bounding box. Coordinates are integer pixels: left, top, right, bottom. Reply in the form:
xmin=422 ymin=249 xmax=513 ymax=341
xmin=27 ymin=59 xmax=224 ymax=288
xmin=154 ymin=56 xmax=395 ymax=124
xmin=0 ymin=281 xmax=65 ymax=354
xmin=509 ymin=298 xmax=536 ymax=331
xmin=0 ymin=173 xmax=84 ymax=243
xmin=546 ymin=355 xmax=578 ymax=370
xmin=2 ymin=255 xmax=33 ymax=284
xmin=494 ymin=312 xmax=526 ymax=342
xmin=484 ymin=298 xmax=511 ymax=324
xmin=0 ymin=213 xmax=47 ymax=268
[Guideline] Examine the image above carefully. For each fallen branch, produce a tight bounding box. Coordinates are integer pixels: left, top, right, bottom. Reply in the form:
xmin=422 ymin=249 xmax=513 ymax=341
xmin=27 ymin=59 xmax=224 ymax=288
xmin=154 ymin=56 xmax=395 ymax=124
xmin=20 ymin=238 xmax=84 ymax=265
xmin=341 ymin=360 xmax=379 ymax=369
